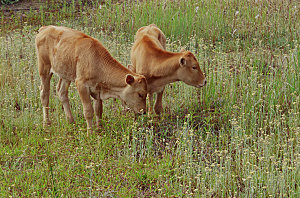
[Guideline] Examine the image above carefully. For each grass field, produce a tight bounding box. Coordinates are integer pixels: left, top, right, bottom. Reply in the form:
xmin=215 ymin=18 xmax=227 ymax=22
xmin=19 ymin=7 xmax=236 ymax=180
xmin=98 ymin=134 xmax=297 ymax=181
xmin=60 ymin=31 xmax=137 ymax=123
xmin=0 ymin=0 xmax=299 ymax=197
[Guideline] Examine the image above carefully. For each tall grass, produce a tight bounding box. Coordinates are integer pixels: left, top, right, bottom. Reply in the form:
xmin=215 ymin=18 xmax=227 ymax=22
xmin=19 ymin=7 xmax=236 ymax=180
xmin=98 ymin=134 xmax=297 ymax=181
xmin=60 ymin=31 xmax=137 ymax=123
xmin=0 ymin=0 xmax=299 ymax=197
xmin=1 ymin=0 xmax=298 ymax=49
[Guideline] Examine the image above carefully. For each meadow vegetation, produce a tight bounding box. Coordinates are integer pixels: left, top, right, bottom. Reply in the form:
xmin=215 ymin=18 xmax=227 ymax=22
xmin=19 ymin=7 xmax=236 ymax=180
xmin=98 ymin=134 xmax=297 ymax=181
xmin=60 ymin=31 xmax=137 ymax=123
xmin=0 ymin=0 xmax=299 ymax=197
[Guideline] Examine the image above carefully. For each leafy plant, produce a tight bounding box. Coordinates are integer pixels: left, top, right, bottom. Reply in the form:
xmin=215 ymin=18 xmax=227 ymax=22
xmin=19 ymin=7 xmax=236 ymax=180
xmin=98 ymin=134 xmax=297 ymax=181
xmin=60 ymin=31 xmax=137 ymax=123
xmin=1 ymin=0 xmax=19 ymax=5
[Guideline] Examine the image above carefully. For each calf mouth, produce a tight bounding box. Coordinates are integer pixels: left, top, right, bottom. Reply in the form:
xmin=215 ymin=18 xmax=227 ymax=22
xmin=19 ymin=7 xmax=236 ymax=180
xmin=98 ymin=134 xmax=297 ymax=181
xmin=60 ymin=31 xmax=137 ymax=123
xmin=196 ymin=79 xmax=207 ymax=88
xmin=122 ymin=101 xmax=146 ymax=115
xmin=136 ymin=108 xmax=146 ymax=115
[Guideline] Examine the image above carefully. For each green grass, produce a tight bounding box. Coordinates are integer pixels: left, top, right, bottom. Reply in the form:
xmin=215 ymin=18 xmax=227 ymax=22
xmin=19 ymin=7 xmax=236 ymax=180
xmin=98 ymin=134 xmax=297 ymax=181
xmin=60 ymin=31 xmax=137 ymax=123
xmin=0 ymin=0 xmax=299 ymax=197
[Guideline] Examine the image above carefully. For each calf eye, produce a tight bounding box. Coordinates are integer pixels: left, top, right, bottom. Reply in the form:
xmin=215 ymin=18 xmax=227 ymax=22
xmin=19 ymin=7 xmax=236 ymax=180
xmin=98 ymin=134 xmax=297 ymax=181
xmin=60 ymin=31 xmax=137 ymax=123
xmin=138 ymin=93 xmax=143 ymax=98
xmin=192 ymin=66 xmax=198 ymax=70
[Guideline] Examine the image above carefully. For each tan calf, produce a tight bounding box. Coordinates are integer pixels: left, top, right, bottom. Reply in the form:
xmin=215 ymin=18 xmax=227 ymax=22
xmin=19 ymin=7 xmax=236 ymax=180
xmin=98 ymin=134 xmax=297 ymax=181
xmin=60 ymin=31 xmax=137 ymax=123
xmin=35 ymin=25 xmax=147 ymax=130
xmin=130 ymin=24 xmax=206 ymax=114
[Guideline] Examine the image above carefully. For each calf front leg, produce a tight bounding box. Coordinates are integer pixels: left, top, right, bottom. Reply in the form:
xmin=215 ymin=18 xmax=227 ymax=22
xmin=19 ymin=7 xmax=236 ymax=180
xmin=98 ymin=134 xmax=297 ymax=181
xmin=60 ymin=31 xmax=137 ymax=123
xmin=76 ymin=80 xmax=94 ymax=130
xmin=56 ymin=78 xmax=74 ymax=123
xmin=148 ymin=93 xmax=154 ymax=114
xmin=94 ymin=98 xmax=103 ymax=127
xmin=91 ymin=92 xmax=103 ymax=128
xmin=154 ymin=88 xmax=165 ymax=114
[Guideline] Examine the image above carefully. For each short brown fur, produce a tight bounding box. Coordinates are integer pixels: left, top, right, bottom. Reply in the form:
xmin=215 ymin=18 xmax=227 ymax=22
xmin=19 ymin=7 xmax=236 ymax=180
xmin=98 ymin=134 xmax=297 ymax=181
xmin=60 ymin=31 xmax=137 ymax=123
xmin=36 ymin=26 xmax=147 ymax=130
xmin=130 ymin=24 xmax=206 ymax=114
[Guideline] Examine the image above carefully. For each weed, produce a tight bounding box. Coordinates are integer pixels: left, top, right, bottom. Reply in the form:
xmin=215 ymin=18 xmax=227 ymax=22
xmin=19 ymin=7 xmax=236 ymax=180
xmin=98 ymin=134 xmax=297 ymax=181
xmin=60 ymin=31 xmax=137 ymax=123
xmin=0 ymin=0 xmax=299 ymax=197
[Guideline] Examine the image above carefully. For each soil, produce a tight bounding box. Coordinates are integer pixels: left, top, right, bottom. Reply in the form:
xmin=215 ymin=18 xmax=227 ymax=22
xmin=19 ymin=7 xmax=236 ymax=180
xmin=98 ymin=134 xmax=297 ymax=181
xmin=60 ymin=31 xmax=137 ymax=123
xmin=0 ymin=0 xmax=95 ymax=33
xmin=0 ymin=0 xmax=92 ymax=17
xmin=1 ymin=0 xmax=43 ymax=14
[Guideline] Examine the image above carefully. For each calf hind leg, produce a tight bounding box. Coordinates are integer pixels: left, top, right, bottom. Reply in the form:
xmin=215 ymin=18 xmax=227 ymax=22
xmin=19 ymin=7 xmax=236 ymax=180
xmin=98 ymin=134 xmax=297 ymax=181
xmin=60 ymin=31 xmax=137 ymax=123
xmin=39 ymin=65 xmax=53 ymax=126
xmin=56 ymin=78 xmax=74 ymax=123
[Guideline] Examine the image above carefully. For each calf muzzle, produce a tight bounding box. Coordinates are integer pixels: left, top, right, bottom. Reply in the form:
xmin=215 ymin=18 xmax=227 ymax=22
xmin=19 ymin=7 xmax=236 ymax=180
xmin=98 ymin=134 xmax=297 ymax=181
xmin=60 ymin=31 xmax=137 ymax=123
xmin=196 ymin=79 xmax=207 ymax=88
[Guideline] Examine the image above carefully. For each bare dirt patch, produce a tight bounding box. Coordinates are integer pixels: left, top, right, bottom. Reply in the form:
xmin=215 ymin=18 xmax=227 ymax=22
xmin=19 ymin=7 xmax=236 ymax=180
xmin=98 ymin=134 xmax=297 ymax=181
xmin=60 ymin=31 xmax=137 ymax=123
xmin=0 ymin=0 xmax=97 ymax=33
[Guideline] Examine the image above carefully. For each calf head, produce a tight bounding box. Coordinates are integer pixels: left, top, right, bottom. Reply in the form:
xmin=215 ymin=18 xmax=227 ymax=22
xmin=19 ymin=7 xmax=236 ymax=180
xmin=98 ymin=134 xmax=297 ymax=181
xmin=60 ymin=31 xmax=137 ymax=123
xmin=121 ymin=74 xmax=147 ymax=114
xmin=177 ymin=51 xmax=206 ymax=88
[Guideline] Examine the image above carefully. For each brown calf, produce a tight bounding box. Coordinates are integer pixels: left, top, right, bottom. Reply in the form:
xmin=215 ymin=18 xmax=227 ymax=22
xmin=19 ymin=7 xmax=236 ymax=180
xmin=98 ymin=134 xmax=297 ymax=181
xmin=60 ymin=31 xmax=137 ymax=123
xmin=130 ymin=24 xmax=206 ymax=114
xmin=35 ymin=26 xmax=147 ymax=130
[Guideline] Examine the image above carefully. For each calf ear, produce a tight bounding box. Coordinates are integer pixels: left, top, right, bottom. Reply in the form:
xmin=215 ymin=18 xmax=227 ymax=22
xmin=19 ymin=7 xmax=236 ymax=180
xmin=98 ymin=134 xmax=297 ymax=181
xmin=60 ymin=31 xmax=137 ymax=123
xmin=138 ymin=77 xmax=146 ymax=84
xmin=128 ymin=64 xmax=136 ymax=72
xmin=126 ymin=74 xmax=135 ymax=85
xmin=179 ymin=57 xmax=186 ymax=66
